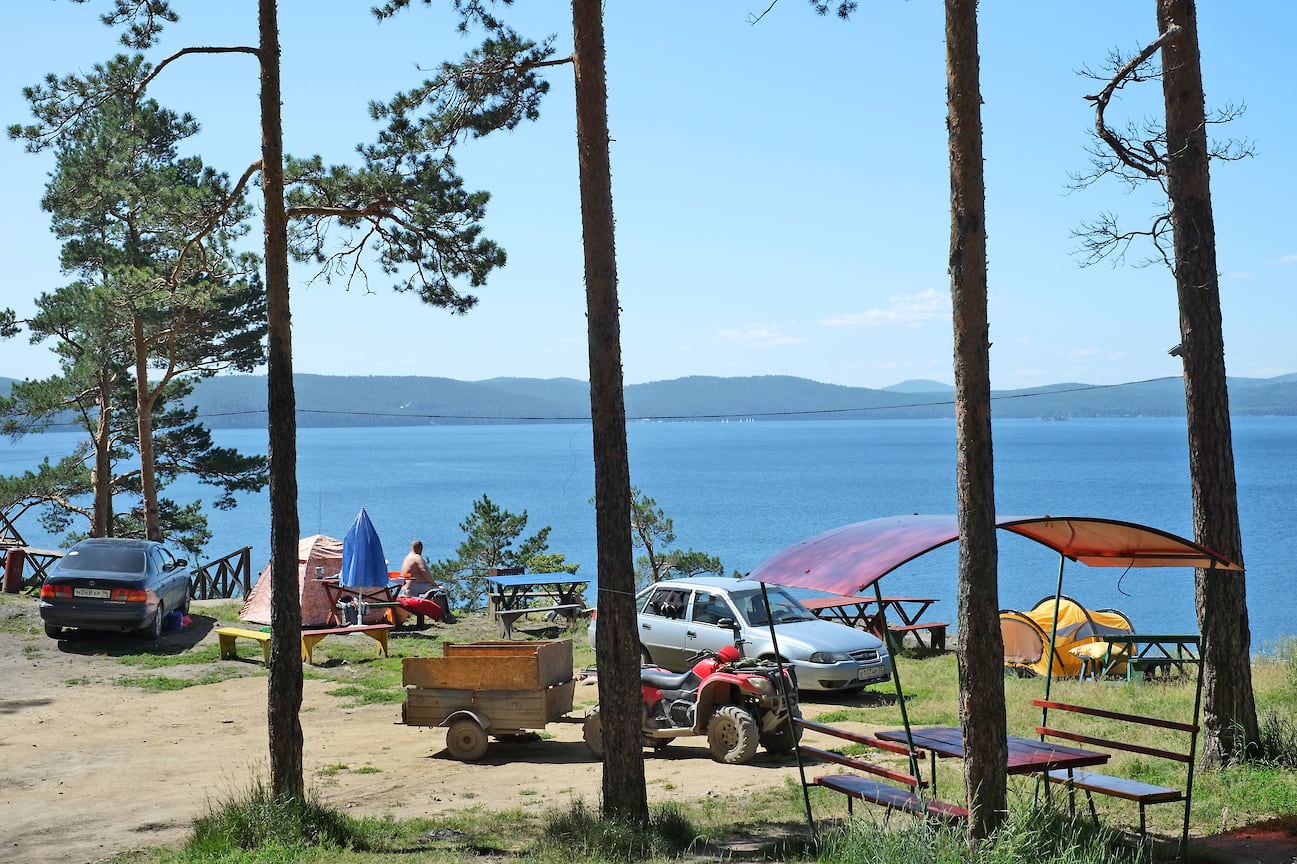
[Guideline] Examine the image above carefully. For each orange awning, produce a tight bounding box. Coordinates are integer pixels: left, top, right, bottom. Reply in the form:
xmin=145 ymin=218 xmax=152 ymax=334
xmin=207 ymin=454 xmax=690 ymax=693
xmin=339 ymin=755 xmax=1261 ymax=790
xmin=748 ymin=514 xmax=1241 ymax=597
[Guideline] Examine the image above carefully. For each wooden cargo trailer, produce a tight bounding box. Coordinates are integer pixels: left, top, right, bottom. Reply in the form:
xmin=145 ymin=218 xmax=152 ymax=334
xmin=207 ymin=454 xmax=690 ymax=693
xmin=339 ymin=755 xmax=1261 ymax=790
xmin=402 ymin=639 xmax=575 ymax=761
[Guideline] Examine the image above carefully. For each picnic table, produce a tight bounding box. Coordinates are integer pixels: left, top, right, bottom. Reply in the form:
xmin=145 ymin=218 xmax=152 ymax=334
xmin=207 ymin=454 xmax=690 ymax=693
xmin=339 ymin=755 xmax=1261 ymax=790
xmin=876 ymin=726 xmax=1110 ymax=796
xmin=800 ymin=594 xmax=948 ymax=650
xmin=317 ymin=578 xmax=401 ymax=626
xmin=486 ymin=571 xmax=590 ymax=639
xmin=1073 ymin=634 xmax=1201 ymax=682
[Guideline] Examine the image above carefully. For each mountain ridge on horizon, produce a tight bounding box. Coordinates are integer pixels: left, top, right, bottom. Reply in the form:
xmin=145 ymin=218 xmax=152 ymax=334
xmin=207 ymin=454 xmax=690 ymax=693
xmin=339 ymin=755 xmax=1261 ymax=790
xmin=3 ymin=371 xmax=1294 ymax=428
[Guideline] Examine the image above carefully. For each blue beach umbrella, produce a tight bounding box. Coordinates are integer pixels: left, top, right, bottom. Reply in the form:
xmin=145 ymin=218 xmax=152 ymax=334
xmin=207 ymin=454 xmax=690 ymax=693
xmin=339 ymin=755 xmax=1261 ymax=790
xmin=340 ymin=508 xmax=389 ymax=588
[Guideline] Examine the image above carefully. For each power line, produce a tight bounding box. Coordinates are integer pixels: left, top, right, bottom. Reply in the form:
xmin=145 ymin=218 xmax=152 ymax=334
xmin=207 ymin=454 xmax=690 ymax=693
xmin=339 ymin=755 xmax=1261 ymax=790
xmin=3 ymin=376 xmax=1181 ymax=430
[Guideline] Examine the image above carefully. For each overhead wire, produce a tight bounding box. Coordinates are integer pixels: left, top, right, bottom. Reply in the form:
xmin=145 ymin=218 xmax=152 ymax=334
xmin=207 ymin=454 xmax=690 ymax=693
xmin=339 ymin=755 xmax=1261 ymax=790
xmin=4 ymin=375 xmax=1179 ymax=431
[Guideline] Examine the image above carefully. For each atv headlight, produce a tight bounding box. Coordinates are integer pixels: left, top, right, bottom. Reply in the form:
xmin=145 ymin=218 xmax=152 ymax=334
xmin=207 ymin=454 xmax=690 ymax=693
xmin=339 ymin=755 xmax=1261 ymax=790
xmin=808 ymin=651 xmax=852 ymax=664
xmin=745 ymin=676 xmax=774 ymax=695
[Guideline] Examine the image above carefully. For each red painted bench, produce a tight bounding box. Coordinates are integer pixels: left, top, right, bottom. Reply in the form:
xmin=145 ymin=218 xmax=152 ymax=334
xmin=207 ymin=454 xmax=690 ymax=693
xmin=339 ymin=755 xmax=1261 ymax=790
xmin=796 ymin=718 xmax=967 ymax=824
xmin=1033 ymin=698 xmax=1197 ymax=854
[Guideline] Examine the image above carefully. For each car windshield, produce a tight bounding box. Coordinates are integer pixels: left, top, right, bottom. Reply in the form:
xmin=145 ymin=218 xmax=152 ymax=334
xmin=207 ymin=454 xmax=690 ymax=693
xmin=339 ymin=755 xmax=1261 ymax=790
xmin=731 ymin=587 xmax=815 ymax=626
xmin=59 ymin=546 xmax=147 ymax=574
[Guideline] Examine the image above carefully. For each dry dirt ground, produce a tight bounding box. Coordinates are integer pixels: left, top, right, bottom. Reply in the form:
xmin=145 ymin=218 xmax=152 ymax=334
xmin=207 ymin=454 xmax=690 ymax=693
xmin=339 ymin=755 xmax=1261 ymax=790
xmin=0 ymin=597 xmax=1293 ymax=864
xmin=0 ymin=599 xmax=813 ymax=864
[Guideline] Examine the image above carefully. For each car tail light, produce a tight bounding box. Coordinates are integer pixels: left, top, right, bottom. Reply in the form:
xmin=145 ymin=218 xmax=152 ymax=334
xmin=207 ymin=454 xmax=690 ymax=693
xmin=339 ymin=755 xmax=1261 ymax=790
xmin=41 ymin=584 xmax=72 ymax=599
xmin=591 ymin=610 xmax=597 ymax=622
xmin=110 ymin=588 xmax=148 ymax=602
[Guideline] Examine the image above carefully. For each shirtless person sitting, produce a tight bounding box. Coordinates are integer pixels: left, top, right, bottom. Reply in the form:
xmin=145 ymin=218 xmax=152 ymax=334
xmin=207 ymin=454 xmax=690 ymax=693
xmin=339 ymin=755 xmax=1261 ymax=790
xmin=400 ymin=540 xmax=454 ymax=623
xmin=400 ymin=540 xmax=438 ymax=597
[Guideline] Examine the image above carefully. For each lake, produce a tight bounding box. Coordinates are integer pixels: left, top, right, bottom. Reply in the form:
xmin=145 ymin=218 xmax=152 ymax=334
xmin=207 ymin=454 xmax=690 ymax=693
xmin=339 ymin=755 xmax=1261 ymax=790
xmin=3 ymin=416 xmax=1292 ymax=652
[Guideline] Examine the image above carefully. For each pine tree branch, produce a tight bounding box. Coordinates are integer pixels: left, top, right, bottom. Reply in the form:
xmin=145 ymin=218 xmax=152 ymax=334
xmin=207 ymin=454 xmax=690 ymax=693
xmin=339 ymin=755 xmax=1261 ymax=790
xmin=1084 ymin=25 xmax=1181 ymax=179
xmin=137 ymin=46 xmax=260 ymax=95
xmin=170 ymin=159 xmax=263 ymax=285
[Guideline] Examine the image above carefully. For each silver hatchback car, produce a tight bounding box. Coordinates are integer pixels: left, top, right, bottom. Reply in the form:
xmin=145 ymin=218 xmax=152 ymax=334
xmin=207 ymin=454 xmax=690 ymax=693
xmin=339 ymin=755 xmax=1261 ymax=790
xmin=589 ymin=576 xmax=891 ymax=692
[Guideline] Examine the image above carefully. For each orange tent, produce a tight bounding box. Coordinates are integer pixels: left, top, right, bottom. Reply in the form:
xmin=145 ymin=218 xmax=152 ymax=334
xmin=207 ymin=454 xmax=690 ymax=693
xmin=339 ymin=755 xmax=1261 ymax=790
xmin=239 ymin=535 xmax=342 ymax=627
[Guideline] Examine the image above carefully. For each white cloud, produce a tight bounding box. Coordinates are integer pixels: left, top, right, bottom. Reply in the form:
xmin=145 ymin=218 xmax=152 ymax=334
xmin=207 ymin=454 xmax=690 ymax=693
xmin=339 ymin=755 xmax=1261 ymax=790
xmin=1271 ymin=254 xmax=1297 ymax=264
xmin=715 ymin=326 xmax=804 ymax=347
xmin=818 ymin=289 xmax=949 ymax=328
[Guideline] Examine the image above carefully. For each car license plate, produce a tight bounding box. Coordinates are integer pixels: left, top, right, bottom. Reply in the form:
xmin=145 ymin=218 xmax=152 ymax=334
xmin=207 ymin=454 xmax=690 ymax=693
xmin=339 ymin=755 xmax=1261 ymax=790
xmin=857 ymin=667 xmax=886 ymax=681
xmin=73 ymin=588 xmax=111 ymax=599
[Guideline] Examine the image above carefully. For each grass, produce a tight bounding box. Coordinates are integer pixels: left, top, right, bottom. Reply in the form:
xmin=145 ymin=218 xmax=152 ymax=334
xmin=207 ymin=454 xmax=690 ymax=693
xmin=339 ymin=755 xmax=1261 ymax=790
xmin=7 ymin=590 xmax=1295 ymax=862
xmin=816 ymin=804 xmax=1141 ymax=864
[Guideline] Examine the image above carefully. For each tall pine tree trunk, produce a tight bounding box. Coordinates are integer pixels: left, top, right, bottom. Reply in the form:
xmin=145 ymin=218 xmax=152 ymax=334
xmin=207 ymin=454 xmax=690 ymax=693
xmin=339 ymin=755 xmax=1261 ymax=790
xmin=132 ymin=315 xmax=161 ymax=541
xmin=572 ymin=0 xmax=647 ymax=823
xmin=1156 ymin=0 xmax=1256 ymax=765
xmin=92 ymin=378 xmax=113 ymax=537
xmin=946 ymin=0 xmax=1006 ymax=841
xmin=259 ymin=0 xmax=305 ymax=802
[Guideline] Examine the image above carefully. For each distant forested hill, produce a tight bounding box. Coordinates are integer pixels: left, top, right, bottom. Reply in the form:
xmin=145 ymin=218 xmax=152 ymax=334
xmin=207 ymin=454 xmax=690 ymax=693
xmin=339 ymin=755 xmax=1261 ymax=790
xmin=4 ymin=373 xmax=1294 ymax=428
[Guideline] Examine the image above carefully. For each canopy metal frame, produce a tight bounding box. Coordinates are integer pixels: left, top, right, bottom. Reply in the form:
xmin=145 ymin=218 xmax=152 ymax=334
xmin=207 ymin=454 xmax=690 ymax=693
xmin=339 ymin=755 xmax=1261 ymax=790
xmin=748 ymin=514 xmax=1240 ymax=845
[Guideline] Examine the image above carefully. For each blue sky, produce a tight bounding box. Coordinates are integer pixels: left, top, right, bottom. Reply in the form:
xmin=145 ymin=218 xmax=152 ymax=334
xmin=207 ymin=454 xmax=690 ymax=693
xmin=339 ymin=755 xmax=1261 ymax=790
xmin=2 ymin=1 xmax=1293 ymax=390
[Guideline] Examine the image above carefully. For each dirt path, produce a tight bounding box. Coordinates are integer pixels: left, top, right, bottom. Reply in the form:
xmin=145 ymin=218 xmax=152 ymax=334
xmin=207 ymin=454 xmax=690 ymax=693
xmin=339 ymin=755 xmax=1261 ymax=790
xmin=1 ymin=598 xmax=1293 ymax=864
xmin=0 ymin=601 xmax=805 ymax=864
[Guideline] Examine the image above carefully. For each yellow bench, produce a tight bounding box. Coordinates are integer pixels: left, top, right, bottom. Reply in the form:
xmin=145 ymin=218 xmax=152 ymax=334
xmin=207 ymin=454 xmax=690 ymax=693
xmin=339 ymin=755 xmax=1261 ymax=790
xmin=300 ymin=624 xmax=392 ymax=664
xmin=215 ymin=627 xmax=272 ymax=665
xmin=217 ymin=624 xmax=393 ymax=665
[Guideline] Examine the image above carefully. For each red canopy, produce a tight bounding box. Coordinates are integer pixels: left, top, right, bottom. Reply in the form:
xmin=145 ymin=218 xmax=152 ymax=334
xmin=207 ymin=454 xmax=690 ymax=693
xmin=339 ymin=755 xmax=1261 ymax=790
xmin=747 ymin=514 xmax=1241 ymax=597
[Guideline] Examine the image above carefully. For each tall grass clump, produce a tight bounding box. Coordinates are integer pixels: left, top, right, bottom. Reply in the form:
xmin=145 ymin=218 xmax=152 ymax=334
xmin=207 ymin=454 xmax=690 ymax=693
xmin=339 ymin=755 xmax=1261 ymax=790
xmin=185 ymin=780 xmax=373 ymax=858
xmin=541 ymin=800 xmax=696 ymax=861
xmin=817 ymin=806 xmax=1141 ymax=864
xmin=1251 ymin=713 xmax=1297 ymax=769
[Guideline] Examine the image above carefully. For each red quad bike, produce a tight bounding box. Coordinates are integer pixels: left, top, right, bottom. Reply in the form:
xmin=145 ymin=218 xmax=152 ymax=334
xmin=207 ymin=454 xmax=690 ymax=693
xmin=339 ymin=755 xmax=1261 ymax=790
xmin=583 ymin=645 xmax=801 ymax=765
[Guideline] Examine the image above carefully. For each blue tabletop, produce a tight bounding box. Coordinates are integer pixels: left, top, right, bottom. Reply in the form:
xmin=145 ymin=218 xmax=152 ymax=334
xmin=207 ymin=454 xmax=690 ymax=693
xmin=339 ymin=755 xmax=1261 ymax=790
xmin=487 ymin=572 xmax=589 ymax=588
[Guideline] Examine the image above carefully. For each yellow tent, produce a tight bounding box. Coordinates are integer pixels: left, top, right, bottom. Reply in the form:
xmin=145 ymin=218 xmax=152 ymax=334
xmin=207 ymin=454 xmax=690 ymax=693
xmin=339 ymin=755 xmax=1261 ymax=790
xmin=1000 ymin=595 xmax=1134 ymax=678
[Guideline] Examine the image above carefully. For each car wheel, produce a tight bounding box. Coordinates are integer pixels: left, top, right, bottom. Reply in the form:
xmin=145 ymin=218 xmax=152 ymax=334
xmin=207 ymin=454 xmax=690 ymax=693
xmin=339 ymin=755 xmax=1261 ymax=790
xmin=583 ymin=706 xmax=604 ymax=759
xmin=760 ymin=705 xmax=804 ymax=754
xmin=640 ymin=645 xmax=653 ymax=665
xmin=44 ymin=622 xmax=63 ymax=639
xmin=180 ymin=583 xmax=191 ymax=616
xmin=445 ymin=718 xmax=489 ymax=761
xmin=138 ymin=605 xmax=164 ymax=641
xmin=706 ymin=704 xmax=759 ymax=764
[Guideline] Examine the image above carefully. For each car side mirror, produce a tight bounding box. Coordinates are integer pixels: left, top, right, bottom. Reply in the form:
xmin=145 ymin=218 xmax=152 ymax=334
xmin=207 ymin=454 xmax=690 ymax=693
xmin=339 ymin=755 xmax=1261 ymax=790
xmin=717 ymin=617 xmax=739 ymax=631
xmin=172 ymin=559 xmax=188 ymax=569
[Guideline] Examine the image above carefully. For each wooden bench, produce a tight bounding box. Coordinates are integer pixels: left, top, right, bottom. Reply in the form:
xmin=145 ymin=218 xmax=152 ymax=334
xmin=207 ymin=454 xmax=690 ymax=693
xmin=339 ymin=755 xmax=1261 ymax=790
xmin=1032 ymin=698 xmax=1197 ymax=852
xmin=216 ymin=627 xmax=272 ymax=665
xmin=796 ymin=718 xmax=967 ymax=824
xmin=496 ymin=604 xmax=582 ymax=639
xmin=300 ymin=624 xmax=392 ymax=664
xmin=887 ymin=622 xmax=948 ymax=651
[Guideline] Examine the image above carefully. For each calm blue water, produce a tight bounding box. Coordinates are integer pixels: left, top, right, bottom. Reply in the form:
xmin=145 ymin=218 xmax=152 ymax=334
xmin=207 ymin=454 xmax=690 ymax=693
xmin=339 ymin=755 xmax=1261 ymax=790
xmin=3 ymin=417 xmax=1292 ymax=652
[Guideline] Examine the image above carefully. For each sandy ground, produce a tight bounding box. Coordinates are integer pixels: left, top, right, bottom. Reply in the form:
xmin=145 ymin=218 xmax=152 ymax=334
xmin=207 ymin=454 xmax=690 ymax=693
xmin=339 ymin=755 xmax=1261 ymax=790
xmin=1 ymin=598 xmax=1294 ymax=864
xmin=0 ymin=601 xmax=809 ymax=864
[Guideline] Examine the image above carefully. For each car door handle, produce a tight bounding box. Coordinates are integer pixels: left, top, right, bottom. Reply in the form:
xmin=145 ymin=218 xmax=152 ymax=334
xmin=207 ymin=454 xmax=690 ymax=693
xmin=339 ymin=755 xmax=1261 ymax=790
xmin=686 ymin=630 xmax=697 ymax=639
xmin=641 ymin=622 xmax=651 ymax=630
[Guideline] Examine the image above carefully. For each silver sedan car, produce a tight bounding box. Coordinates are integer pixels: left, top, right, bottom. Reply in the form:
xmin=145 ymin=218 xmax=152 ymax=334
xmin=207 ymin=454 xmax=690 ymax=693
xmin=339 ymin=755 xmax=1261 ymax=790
xmin=589 ymin=576 xmax=891 ymax=692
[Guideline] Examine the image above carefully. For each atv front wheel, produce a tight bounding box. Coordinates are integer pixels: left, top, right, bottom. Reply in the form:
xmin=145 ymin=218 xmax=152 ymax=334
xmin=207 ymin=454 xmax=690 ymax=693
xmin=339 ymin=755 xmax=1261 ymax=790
xmin=706 ymin=704 xmax=759 ymax=764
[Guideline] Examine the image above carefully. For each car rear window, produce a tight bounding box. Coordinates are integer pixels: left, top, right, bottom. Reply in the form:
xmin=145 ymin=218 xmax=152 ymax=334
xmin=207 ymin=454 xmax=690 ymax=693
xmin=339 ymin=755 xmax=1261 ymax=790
xmin=59 ymin=547 xmax=148 ymax=574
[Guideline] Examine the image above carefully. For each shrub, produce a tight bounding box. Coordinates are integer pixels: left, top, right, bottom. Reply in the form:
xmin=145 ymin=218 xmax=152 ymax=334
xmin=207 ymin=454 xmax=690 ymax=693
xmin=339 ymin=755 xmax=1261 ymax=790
xmin=186 ymin=780 xmax=370 ymax=857
xmin=541 ymin=800 xmax=696 ymax=861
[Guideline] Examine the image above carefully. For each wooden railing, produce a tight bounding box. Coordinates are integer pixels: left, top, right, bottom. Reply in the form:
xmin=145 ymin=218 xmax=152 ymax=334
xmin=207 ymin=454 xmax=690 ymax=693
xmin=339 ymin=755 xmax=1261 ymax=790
xmin=1 ymin=547 xmax=65 ymax=594
xmin=191 ymin=546 xmax=254 ymax=599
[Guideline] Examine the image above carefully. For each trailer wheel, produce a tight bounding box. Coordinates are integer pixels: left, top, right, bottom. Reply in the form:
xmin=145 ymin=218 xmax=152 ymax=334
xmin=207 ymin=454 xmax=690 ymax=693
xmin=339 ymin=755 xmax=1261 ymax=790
xmin=446 ymin=717 xmax=489 ymax=761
